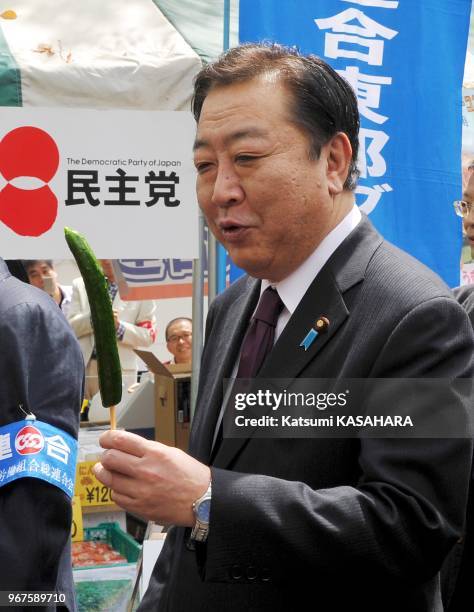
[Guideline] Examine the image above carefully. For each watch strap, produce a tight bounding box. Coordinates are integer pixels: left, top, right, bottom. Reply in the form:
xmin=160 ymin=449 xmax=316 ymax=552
xmin=190 ymin=482 xmax=212 ymax=542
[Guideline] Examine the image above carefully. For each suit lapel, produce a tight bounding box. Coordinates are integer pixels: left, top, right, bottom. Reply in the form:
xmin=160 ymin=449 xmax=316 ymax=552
xmin=189 ymin=277 xmax=261 ymax=462
xmin=212 ymin=267 xmax=348 ymax=469
xmin=212 ymin=216 xmax=383 ymax=469
xmin=260 ymin=266 xmax=348 ymax=380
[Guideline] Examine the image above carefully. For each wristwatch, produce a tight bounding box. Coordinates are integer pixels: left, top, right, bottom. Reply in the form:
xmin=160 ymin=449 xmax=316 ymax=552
xmin=190 ymin=482 xmax=212 ymax=542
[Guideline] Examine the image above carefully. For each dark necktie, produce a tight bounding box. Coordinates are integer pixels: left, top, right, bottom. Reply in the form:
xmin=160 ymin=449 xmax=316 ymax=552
xmin=236 ymin=286 xmax=285 ymax=378
xmin=211 ymin=287 xmax=284 ymax=459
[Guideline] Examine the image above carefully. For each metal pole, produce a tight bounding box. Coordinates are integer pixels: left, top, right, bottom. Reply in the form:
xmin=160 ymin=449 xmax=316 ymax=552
xmin=190 ymin=212 xmax=205 ymax=421
xmin=208 ymin=228 xmax=217 ymax=303
xmin=214 ymin=0 xmax=232 ymax=294
xmin=223 ymin=0 xmax=231 ymax=51
xmin=191 ymin=0 xmax=232 ymax=420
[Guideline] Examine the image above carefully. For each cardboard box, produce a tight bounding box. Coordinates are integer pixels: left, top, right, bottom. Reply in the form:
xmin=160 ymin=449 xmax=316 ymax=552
xmin=134 ymin=349 xmax=191 ymax=451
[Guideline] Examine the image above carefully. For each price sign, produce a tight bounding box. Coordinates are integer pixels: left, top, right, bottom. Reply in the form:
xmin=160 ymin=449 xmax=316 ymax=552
xmin=75 ymin=460 xmax=113 ymax=507
xmin=71 ymin=495 xmax=83 ymax=542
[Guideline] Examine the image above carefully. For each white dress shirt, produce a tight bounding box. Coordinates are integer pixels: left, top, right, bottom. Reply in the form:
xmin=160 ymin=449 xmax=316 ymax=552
xmin=212 ymin=205 xmax=361 ymax=448
xmin=262 ymin=204 xmax=361 ymax=341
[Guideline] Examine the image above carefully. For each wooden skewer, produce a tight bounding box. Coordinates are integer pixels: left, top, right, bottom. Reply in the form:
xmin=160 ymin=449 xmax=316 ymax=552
xmin=110 ymin=405 xmax=117 ymax=430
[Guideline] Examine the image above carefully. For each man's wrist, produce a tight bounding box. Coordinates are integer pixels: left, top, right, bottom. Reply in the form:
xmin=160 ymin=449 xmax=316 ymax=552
xmin=190 ymin=480 xmax=212 ymax=542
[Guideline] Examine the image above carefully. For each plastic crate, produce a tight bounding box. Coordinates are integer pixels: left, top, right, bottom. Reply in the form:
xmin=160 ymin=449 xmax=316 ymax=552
xmin=73 ymin=523 xmax=140 ymax=611
xmin=82 ymin=522 xmax=140 ymax=564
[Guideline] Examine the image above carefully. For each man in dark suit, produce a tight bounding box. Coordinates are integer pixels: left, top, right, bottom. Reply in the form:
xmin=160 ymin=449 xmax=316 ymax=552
xmin=94 ymin=44 xmax=474 ymax=611
xmin=0 ymin=257 xmax=84 ymax=611
xmin=441 ymin=172 xmax=474 ymax=611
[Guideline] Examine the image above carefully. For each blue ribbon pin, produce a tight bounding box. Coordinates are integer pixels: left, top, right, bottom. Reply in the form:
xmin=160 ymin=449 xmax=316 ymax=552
xmin=299 ymin=317 xmax=329 ymax=351
xmin=300 ymin=328 xmax=318 ymax=351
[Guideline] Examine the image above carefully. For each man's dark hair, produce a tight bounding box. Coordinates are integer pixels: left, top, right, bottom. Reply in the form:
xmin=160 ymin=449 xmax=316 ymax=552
xmin=165 ymin=317 xmax=192 ymax=341
xmin=22 ymin=259 xmax=54 ymax=272
xmin=192 ymin=43 xmax=360 ymax=191
xmin=5 ymin=261 xmax=29 ymax=283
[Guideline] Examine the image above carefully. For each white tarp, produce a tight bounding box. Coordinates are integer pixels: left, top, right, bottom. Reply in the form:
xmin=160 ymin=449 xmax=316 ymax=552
xmin=0 ymin=0 xmax=202 ymax=109
xmin=155 ymin=0 xmax=239 ymax=62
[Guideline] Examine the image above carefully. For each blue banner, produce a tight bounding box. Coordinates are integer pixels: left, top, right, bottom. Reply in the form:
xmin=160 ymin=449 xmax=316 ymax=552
xmin=239 ymin=0 xmax=471 ymax=287
xmin=0 ymin=418 xmax=77 ymax=498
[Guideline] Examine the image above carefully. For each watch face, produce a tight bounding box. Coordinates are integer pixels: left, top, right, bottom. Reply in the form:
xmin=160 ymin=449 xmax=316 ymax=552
xmin=197 ymin=498 xmax=211 ymax=522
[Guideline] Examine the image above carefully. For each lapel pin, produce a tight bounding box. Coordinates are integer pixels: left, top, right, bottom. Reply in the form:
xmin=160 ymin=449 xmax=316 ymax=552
xmin=299 ymin=316 xmax=330 ymax=351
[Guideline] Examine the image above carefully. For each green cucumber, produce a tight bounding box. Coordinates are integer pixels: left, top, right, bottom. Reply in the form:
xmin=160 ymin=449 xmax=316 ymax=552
xmin=64 ymin=227 xmax=122 ymax=407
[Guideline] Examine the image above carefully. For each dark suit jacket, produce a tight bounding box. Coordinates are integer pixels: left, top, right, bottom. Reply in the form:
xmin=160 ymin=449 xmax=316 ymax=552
xmin=0 ymin=258 xmax=84 ymax=611
xmin=454 ymin=284 xmax=474 ymax=328
xmin=140 ymin=218 xmax=474 ymax=612
xmin=443 ymin=283 xmax=474 ymax=611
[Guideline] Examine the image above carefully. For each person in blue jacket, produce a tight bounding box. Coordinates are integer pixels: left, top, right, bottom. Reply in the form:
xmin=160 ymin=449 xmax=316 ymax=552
xmin=0 ymin=257 xmax=84 ymax=611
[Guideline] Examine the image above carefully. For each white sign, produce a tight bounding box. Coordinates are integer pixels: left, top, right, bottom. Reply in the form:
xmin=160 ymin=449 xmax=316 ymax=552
xmin=0 ymin=108 xmax=198 ymax=258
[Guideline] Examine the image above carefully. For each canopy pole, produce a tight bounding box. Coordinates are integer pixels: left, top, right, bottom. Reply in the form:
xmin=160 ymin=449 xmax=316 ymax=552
xmin=215 ymin=0 xmax=232 ymax=294
xmin=208 ymin=229 xmax=217 ymax=303
xmin=223 ymin=0 xmax=231 ymax=51
xmin=191 ymin=1 xmax=232 ymax=420
xmin=190 ymin=212 xmax=205 ymax=421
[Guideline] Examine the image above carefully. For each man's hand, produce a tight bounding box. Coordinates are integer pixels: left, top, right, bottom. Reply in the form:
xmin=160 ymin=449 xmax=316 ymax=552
xmin=113 ymin=309 xmax=120 ymax=330
xmin=93 ymin=430 xmax=211 ymax=526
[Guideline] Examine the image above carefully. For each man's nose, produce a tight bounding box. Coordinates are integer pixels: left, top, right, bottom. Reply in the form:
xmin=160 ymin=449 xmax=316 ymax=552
xmin=211 ymin=165 xmax=244 ymax=207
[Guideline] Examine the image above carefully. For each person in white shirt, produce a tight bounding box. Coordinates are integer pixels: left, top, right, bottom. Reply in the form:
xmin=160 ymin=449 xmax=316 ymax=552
xmin=68 ymin=259 xmax=157 ymax=400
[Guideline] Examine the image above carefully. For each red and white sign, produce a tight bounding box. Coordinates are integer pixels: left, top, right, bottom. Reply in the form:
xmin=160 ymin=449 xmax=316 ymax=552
xmin=15 ymin=425 xmax=45 ymax=455
xmin=0 ymin=108 xmax=198 ymax=258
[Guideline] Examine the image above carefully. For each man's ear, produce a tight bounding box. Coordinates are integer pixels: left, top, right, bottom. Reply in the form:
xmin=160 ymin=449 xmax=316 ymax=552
xmin=325 ymin=132 xmax=352 ymax=195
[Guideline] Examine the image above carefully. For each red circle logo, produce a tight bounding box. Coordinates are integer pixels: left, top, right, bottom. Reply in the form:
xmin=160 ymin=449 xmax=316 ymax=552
xmin=0 ymin=126 xmax=60 ymax=236
xmin=15 ymin=425 xmax=45 ymax=455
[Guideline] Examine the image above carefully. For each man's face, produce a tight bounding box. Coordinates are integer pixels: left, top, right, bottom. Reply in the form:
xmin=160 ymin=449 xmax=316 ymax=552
xmin=26 ymin=261 xmax=57 ymax=292
xmin=194 ymin=77 xmax=349 ymax=282
xmin=100 ymin=259 xmax=116 ymax=282
xmin=462 ymin=173 xmax=474 ymax=257
xmin=166 ymin=320 xmax=192 ymax=364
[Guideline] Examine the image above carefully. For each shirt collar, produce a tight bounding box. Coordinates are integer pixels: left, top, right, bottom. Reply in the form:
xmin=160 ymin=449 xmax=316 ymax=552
xmin=261 ymin=205 xmax=362 ymax=315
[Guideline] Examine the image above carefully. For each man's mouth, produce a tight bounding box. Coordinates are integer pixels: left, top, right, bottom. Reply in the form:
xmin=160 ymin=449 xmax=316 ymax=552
xmin=218 ymin=220 xmax=251 ymax=241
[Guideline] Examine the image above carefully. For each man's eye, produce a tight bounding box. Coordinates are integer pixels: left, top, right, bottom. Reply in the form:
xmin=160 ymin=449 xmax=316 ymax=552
xmin=235 ymin=155 xmax=258 ymax=163
xmin=195 ymin=162 xmax=212 ymax=174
